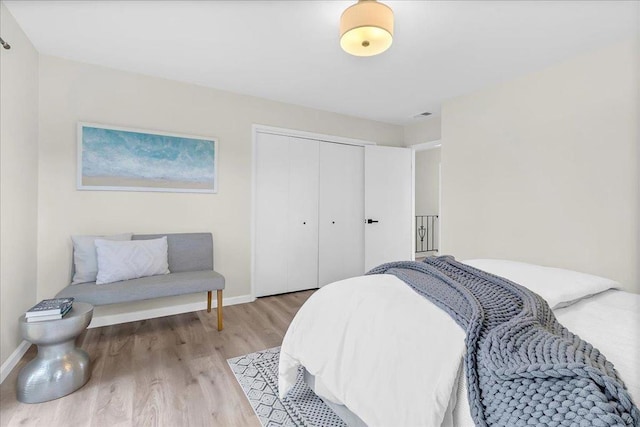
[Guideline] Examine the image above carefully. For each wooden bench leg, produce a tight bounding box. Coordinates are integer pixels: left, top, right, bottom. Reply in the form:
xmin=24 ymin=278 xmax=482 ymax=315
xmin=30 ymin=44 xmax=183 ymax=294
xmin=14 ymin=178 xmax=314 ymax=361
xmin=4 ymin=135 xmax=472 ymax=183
xmin=207 ymin=291 xmax=212 ymax=313
xmin=217 ymin=289 xmax=223 ymax=331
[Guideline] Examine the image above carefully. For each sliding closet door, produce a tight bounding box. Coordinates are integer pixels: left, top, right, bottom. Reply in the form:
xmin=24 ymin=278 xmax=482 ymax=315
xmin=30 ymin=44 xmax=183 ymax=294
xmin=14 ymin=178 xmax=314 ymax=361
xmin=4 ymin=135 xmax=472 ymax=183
xmin=287 ymin=139 xmax=320 ymax=292
xmin=318 ymin=143 xmax=364 ymax=287
xmin=254 ymin=133 xmax=290 ymax=297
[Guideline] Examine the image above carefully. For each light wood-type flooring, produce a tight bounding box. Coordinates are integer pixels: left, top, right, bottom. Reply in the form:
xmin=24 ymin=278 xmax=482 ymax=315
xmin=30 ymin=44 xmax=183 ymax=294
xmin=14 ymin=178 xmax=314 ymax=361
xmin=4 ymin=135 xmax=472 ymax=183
xmin=0 ymin=290 xmax=314 ymax=427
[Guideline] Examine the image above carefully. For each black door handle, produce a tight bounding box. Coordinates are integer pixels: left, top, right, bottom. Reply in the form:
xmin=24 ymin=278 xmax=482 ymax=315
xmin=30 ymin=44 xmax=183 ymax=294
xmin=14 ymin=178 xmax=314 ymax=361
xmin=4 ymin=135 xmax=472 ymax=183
xmin=366 ymin=219 xmax=379 ymax=224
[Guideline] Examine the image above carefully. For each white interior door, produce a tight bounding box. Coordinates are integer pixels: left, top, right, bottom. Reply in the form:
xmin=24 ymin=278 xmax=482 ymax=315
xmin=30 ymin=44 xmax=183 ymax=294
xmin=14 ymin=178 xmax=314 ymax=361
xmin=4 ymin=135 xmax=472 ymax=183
xmin=287 ymin=138 xmax=320 ymax=292
xmin=364 ymin=145 xmax=413 ymax=271
xmin=319 ymin=143 xmax=364 ymax=286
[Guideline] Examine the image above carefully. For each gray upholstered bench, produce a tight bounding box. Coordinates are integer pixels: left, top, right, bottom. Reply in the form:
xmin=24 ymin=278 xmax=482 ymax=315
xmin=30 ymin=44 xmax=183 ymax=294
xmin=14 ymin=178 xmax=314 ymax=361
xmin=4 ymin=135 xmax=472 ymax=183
xmin=56 ymin=232 xmax=225 ymax=330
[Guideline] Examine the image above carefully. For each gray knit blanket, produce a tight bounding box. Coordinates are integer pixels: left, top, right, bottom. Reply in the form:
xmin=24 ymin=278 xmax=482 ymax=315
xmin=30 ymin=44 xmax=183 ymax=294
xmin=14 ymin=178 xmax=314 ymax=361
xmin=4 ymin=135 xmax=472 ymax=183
xmin=367 ymin=256 xmax=639 ymax=427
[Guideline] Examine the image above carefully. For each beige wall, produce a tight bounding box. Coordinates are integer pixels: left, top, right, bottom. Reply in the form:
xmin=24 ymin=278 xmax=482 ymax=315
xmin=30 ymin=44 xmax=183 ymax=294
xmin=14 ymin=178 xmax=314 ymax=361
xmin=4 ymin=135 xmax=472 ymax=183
xmin=441 ymin=39 xmax=639 ymax=292
xmin=0 ymin=4 xmax=39 ymax=365
xmin=415 ymin=148 xmax=440 ymax=216
xmin=404 ymin=116 xmax=441 ymax=146
xmin=37 ymin=55 xmax=404 ymax=317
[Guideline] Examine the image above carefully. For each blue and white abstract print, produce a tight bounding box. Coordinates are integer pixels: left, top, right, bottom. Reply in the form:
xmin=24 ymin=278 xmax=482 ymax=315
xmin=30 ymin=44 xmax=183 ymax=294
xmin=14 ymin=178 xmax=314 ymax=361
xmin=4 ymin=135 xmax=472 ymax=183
xmin=79 ymin=124 xmax=217 ymax=193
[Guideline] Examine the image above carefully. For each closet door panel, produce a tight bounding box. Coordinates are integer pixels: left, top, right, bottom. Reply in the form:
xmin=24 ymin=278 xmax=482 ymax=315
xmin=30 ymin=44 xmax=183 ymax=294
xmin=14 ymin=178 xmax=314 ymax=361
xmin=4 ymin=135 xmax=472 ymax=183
xmin=319 ymin=143 xmax=364 ymax=287
xmin=254 ymin=133 xmax=290 ymax=297
xmin=287 ymin=138 xmax=320 ymax=292
xmin=339 ymin=144 xmax=365 ymax=279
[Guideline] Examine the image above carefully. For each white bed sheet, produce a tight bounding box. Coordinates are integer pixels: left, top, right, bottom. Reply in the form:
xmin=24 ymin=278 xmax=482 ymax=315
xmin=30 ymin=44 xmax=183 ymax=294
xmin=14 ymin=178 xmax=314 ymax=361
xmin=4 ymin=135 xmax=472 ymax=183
xmin=279 ymin=274 xmax=466 ymax=427
xmin=279 ymin=277 xmax=639 ymax=427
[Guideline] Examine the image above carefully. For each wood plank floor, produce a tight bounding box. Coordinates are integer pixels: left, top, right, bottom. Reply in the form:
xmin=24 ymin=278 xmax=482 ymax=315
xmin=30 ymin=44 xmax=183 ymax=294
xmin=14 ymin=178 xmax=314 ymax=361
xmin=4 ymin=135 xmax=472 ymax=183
xmin=0 ymin=290 xmax=314 ymax=427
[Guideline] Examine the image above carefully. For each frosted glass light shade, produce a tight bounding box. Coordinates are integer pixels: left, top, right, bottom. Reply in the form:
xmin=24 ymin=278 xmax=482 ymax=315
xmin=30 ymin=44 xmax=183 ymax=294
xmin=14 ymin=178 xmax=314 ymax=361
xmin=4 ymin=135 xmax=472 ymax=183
xmin=340 ymin=0 xmax=394 ymax=57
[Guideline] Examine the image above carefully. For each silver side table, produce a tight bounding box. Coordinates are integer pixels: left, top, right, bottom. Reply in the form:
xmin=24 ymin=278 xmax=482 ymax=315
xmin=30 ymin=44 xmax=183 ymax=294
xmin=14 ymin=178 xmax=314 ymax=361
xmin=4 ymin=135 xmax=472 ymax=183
xmin=16 ymin=302 xmax=94 ymax=403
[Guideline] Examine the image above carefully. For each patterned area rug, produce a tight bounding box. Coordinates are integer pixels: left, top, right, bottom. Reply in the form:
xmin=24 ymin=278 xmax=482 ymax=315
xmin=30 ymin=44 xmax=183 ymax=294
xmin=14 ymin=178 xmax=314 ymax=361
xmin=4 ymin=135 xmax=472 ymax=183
xmin=228 ymin=347 xmax=347 ymax=427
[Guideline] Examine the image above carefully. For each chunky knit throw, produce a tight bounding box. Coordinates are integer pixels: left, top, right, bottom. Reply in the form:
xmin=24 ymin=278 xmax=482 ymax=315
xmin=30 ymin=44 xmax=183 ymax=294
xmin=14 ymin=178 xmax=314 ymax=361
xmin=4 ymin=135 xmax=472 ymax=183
xmin=367 ymin=256 xmax=639 ymax=427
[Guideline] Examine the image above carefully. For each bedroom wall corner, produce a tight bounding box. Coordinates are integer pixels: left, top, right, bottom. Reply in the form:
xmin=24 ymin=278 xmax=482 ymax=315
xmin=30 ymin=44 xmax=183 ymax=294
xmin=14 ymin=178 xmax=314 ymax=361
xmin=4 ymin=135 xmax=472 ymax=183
xmin=440 ymin=38 xmax=640 ymax=293
xmin=403 ymin=115 xmax=442 ymax=146
xmin=0 ymin=3 xmax=39 ymax=367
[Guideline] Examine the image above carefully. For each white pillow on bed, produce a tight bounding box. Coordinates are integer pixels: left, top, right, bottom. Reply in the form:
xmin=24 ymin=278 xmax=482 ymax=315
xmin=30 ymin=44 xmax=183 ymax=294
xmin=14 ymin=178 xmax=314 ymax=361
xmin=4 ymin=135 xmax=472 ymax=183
xmin=461 ymin=259 xmax=620 ymax=309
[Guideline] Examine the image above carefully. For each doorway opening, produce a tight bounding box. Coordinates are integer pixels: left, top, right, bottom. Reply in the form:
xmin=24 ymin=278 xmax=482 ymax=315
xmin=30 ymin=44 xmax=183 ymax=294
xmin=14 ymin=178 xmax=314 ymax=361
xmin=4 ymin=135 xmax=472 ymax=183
xmin=411 ymin=140 xmax=441 ymax=261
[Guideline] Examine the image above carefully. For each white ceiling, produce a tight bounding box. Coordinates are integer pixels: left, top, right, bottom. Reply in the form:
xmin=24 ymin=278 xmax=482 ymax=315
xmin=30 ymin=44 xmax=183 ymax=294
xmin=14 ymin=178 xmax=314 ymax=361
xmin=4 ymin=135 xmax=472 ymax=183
xmin=4 ymin=1 xmax=639 ymax=125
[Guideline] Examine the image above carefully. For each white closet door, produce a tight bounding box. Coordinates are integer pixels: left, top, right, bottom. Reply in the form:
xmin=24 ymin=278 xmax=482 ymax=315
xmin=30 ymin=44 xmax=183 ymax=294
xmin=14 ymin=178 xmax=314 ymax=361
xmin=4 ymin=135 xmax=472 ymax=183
xmin=254 ymin=133 xmax=290 ymax=297
xmin=287 ymin=138 xmax=320 ymax=292
xmin=319 ymin=143 xmax=364 ymax=287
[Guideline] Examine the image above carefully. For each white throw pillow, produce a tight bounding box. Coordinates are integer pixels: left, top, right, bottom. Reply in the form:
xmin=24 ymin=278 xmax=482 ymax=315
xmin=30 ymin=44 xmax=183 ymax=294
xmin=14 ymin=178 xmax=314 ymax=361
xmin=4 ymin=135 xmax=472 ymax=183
xmin=462 ymin=259 xmax=620 ymax=309
xmin=95 ymin=237 xmax=170 ymax=285
xmin=71 ymin=233 xmax=133 ymax=284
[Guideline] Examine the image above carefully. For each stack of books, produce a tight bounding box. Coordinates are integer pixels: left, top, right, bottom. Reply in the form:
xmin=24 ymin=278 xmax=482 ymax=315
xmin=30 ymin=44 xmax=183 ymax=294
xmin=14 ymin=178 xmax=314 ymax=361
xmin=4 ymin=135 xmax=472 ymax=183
xmin=25 ymin=298 xmax=75 ymax=322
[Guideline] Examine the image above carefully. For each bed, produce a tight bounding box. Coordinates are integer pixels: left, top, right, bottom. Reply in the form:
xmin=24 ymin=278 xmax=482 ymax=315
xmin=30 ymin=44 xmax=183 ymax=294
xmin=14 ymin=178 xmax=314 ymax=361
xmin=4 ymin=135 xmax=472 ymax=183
xmin=278 ymin=258 xmax=640 ymax=426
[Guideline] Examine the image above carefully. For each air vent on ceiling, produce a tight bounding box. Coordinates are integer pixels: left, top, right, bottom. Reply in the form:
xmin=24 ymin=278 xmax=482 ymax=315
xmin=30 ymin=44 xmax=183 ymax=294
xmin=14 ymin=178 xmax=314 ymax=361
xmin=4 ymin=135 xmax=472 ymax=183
xmin=414 ymin=111 xmax=432 ymax=118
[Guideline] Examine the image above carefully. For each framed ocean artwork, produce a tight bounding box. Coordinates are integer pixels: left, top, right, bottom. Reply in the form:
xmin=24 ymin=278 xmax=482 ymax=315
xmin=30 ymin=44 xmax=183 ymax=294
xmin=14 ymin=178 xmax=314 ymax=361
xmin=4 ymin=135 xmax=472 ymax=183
xmin=77 ymin=123 xmax=218 ymax=193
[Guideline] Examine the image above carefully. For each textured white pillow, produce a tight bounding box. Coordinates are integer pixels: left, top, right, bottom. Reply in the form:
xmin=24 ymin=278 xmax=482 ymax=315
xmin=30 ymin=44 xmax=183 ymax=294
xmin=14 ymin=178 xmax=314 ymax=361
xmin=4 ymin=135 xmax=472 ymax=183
xmin=71 ymin=233 xmax=133 ymax=284
xmin=462 ymin=259 xmax=620 ymax=309
xmin=95 ymin=237 xmax=170 ymax=285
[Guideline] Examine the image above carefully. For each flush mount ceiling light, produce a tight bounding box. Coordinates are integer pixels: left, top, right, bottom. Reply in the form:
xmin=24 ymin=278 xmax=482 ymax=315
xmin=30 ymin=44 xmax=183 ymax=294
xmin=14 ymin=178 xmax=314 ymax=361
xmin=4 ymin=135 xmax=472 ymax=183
xmin=340 ymin=0 xmax=394 ymax=57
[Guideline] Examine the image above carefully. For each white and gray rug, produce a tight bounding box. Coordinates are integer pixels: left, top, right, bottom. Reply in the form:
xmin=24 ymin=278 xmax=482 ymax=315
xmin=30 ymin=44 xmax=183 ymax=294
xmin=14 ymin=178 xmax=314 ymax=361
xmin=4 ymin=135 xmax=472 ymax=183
xmin=228 ymin=347 xmax=347 ymax=427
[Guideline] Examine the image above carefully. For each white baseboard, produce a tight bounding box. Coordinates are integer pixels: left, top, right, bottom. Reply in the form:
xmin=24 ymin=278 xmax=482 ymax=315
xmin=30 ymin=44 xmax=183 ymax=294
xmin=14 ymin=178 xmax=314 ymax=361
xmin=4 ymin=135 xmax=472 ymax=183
xmin=0 ymin=340 xmax=31 ymax=384
xmin=88 ymin=294 xmax=254 ymax=328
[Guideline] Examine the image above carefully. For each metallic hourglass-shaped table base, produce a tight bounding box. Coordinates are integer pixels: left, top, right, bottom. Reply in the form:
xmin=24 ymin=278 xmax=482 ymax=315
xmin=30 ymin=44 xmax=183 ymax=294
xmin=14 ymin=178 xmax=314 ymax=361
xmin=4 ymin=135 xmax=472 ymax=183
xmin=17 ymin=302 xmax=93 ymax=404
